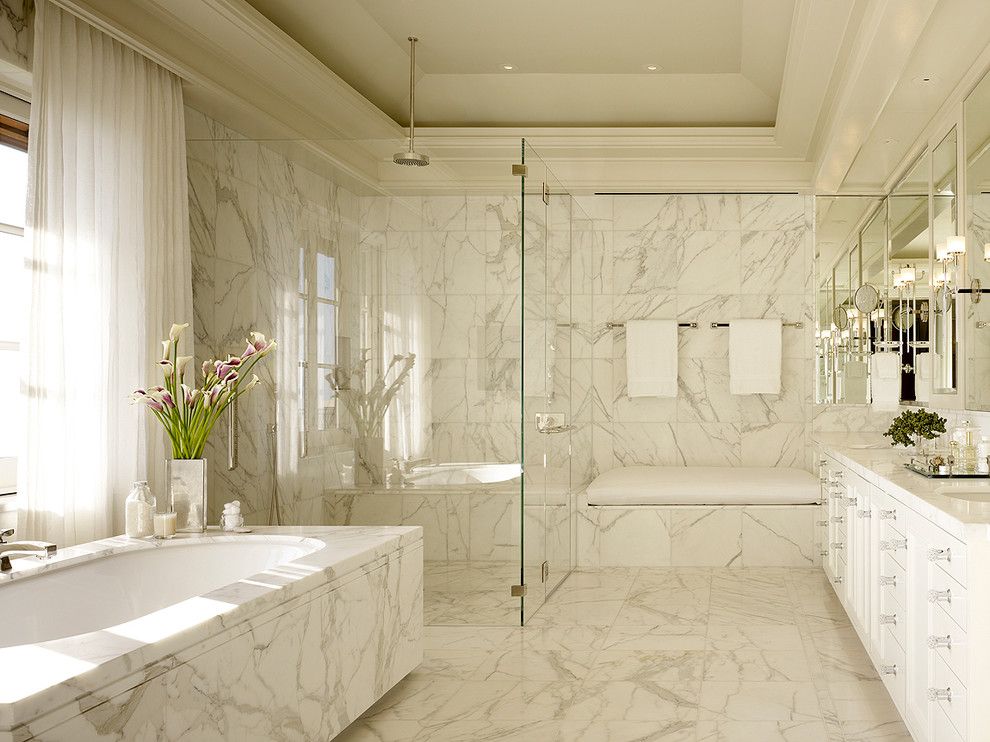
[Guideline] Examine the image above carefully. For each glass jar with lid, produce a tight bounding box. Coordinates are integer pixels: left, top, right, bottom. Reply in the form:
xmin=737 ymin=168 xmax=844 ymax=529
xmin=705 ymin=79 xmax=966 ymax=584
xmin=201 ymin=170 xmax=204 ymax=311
xmin=124 ymin=481 xmax=156 ymax=538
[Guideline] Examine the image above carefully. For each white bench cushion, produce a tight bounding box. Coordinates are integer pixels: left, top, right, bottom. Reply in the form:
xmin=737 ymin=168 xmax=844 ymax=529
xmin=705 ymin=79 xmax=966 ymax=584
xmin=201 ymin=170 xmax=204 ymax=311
xmin=587 ymin=466 xmax=819 ymax=506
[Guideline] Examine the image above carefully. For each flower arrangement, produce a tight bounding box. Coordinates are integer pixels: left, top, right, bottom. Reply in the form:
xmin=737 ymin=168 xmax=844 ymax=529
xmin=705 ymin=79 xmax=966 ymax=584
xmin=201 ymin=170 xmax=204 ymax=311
xmin=328 ymin=349 xmax=415 ymax=439
xmin=132 ymin=323 xmax=276 ymax=459
xmin=884 ymin=408 xmax=947 ymax=448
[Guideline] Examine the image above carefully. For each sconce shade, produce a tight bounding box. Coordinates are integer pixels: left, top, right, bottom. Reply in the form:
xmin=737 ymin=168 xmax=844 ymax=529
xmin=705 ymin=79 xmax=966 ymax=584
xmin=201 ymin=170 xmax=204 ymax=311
xmin=946 ymin=235 xmax=966 ymax=255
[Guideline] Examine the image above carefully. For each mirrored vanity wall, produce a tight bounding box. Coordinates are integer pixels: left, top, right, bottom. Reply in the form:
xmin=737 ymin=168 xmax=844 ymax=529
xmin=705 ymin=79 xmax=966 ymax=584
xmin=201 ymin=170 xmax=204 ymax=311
xmin=816 ymin=64 xmax=990 ymax=412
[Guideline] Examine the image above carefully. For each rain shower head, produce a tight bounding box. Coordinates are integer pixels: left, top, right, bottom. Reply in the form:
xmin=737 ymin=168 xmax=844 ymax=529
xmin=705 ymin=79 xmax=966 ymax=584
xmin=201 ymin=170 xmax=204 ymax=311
xmin=393 ymin=36 xmax=430 ymax=167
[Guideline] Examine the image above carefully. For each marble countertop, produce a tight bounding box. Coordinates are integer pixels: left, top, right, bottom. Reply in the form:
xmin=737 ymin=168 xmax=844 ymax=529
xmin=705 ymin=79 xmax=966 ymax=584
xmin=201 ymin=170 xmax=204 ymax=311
xmin=0 ymin=525 xmax=422 ymax=733
xmin=813 ymin=433 xmax=990 ymax=540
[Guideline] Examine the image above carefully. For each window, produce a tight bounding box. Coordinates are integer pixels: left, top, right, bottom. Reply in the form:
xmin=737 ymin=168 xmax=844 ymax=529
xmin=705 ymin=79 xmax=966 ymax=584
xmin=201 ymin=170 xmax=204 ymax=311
xmin=0 ymin=114 xmax=29 ymax=495
xmin=298 ymin=239 xmax=339 ymax=454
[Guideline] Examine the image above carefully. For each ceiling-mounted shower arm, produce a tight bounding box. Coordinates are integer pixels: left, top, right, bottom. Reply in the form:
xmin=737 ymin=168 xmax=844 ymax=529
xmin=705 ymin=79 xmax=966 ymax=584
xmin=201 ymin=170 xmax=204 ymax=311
xmin=393 ymin=36 xmax=430 ymax=166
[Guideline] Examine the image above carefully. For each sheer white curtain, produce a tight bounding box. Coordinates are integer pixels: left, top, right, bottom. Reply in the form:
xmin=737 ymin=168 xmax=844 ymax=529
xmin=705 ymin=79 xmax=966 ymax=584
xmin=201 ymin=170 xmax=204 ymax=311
xmin=19 ymin=1 xmax=193 ymax=545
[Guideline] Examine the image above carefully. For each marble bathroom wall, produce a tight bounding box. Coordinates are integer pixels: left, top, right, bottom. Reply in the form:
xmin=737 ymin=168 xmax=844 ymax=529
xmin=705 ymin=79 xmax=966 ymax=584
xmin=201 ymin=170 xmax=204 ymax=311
xmin=575 ymin=194 xmax=816 ymax=477
xmin=185 ymin=108 xmax=362 ymax=525
xmin=0 ymin=0 xmax=31 ymax=72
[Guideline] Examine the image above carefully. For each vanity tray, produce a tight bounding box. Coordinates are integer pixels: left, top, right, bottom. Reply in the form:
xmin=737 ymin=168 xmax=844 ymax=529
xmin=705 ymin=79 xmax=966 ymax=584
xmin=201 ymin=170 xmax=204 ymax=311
xmin=904 ymin=461 xmax=990 ymax=479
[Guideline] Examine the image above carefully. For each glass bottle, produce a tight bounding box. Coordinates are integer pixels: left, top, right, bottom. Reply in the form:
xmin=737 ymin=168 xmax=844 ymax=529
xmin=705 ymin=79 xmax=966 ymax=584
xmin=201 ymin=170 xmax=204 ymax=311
xmin=125 ymin=481 xmax=156 ymax=538
xmin=952 ymin=420 xmax=979 ymax=474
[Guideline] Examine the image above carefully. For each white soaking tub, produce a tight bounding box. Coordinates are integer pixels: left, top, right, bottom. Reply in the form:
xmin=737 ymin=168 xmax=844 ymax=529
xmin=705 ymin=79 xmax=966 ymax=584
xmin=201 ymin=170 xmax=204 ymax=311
xmin=0 ymin=527 xmax=423 ymax=742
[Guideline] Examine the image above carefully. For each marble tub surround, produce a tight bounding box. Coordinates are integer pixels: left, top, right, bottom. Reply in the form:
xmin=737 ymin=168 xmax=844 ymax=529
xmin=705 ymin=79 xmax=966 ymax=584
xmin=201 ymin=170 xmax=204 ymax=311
xmin=337 ymin=566 xmax=910 ymax=742
xmin=0 ymin=526 xmax=423 ymax=741
xmin=580 ymin=194 xmax=815 ymax=479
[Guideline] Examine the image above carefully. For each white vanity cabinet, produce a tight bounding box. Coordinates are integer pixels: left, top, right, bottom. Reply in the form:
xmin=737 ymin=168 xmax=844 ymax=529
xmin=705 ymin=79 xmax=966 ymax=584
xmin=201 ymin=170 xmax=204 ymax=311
xmin=820 ymin=451 xmax=987 ymax=742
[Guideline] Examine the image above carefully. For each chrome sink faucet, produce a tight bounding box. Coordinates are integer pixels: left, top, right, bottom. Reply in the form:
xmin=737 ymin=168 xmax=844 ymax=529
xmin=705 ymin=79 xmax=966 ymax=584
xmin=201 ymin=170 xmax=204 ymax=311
xmin=0 ymin=528 xmax=57 ymax=572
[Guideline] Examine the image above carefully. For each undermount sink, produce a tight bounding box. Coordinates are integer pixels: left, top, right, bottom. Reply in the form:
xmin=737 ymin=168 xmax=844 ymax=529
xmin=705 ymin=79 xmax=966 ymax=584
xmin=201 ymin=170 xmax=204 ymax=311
xmin=935 ymin=486 xmax=990 ymax=502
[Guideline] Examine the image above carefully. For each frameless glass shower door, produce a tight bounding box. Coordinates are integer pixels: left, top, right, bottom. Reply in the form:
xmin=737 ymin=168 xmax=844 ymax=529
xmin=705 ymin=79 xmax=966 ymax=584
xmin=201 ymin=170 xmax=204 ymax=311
xmin=519 ymin=139 xmax=585 ymax=623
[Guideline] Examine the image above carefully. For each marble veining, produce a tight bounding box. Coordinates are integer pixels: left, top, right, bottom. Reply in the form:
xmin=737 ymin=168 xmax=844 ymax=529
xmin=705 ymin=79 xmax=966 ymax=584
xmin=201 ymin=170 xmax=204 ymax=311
xmin=0 ymin=0 xmax=31 ymax=70
xmin=0 ymin=526 xmax=423 ymax=741
xmin=337 ymin=566 xmax=908 ymax=742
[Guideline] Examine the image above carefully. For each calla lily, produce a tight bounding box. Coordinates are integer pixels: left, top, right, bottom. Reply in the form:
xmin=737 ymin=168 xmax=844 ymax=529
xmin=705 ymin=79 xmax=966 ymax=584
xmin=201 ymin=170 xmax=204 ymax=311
xmin=133 ymin=325 xmax=275 ymax=459
xmin=176 ymin=356 xmax=193 ymax=378
xmin=169 ymin=323 xmax=190 ymax=342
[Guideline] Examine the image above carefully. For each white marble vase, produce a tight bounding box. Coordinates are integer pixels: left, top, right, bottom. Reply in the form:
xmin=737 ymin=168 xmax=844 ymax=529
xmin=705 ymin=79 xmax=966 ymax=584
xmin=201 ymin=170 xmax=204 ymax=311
xmin=354 ymin=436 xmax=385 ymax=485
xmin=166 ymin=458 xmax=207 ymax=532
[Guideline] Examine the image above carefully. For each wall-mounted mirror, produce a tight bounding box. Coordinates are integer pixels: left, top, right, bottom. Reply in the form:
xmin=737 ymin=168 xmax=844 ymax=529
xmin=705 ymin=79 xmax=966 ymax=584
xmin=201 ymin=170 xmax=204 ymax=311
xmin=814 ymin=196 xmax=885 ymax=404
xmin=888 ymin=152 xmax=932 ymax=404
xmin=966 ymin=67 xmax=990 ymax=410
xmin=932 ymin=127 xmax=959 ymax=394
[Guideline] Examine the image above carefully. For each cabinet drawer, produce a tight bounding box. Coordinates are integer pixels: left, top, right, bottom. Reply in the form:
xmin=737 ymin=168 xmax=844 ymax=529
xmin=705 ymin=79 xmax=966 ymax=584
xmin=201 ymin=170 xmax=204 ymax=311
xmin=878 ymin=527 xmax=908 ymax=569
xmin=879 ymin=552 xmax=906 ymax=607
xmin=926 ymin=537 xmax=966 ymax=589
xmin=878 ymin=631 xmax=905 ymax=713
xmin=930 ymin=603 xmax=967 ymax=686
xmin=929 ymin=568 xmax=968 ymax=632
xmin=933 ymin=704 xmax=965 ymax=742
xmin=934 ymin=652 xmax=966 ymax=739
xmin=875 ymin=499 xmax=905 ymax=538
xmin=879 ymin=590 xmax=906 ymax=650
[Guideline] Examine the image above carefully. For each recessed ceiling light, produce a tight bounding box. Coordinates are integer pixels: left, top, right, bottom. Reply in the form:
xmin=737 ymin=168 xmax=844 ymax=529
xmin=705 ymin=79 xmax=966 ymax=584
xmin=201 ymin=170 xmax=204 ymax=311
xmin=502 ymin=64 xmax=514 ymax=71
xmin=883 ymin=137 xmax=899 ymax=145
xmin=913 ymin=74 xmax=937 ymax=84
xmin=644 ymin=64 xmax=661 ymax=71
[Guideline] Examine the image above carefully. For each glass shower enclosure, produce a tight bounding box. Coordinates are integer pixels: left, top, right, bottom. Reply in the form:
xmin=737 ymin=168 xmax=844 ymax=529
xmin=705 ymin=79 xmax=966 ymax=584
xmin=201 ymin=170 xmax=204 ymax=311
xmin=185 ymin=115 xmax=588 ymax=625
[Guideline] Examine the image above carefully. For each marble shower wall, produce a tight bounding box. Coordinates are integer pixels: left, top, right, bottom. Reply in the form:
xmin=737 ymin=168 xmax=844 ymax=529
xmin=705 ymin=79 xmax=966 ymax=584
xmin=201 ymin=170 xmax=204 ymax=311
xmin=576 ymin=194 xmax=816 ymax=475
xmin=357 ymin=193 xmax=525 ymax=469
xmin=186 ymin=108 xmax=361 ymax=525
xmin=0 ymin=0 xmax=31 ymax=71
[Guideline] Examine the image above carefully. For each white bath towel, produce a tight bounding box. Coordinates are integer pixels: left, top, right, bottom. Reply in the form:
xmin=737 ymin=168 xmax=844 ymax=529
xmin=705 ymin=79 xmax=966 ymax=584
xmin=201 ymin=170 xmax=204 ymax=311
xmin=914 ymin=351 xmax=932 ymax=403
xmin=729 ymin=319 xmax=781 ymax=395
xmin=870 ymin=352 xmax=901 ymax=410
xmin=626 ymin=319 xmax=678 ymax=397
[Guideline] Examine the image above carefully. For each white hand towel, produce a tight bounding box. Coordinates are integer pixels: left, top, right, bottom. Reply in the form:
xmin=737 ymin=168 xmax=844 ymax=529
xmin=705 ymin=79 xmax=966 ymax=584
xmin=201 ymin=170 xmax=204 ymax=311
xmin=729 ymin=319 xmax=781 ymax=395
xmin=914 ymin=351 xmax=932 ymax=403
xmin=870 ymin=352 xmax=900 ymax=410
xmin=626 ymin=319 xmax=678 ymax=398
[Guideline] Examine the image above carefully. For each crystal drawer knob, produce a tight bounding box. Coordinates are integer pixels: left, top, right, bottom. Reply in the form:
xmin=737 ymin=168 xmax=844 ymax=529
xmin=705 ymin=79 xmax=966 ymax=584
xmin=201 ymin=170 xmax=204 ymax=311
xmin=879 ymin=575 xmax=897 ymax=587
xmin=927 ymin=635 xmax=952 ymax=649
xmin=831 ymin=516 xmax=844 ymax=524
xmin=879 ymin=613 xmax=897 ymax=626
xmin=820 ymin=550 xmax=829 ymax=557
xmin=880 ymin=539 xmax=907 ymax=551
xmin=881 ymin=664 xmax=898 ymax=676
xmin=927 ymin=547 xmax=952 ymax=563
xmin=927 ymin=687 xmax=952 ymax=702
xmin=829 ymin=490 xmax=846 ymax=499
xmin=857 ymin=509 xmax=871 ymax=519
xmin=928 ymin=589 xmax=952 ymax=604
xmin=830 ymin=542 xmax=845 ymax=550
xmin=843 ymin=497 xmax=857 ymax=508
xmin=879 ymin=509 xmax=897 ymax=520
xmin=833 ymin=576 xmax=843 ymax=584
xmin=833 ymin=471 xmax=844 ymax=479
xmin=817 ymin=520 xmax=828 ymax=527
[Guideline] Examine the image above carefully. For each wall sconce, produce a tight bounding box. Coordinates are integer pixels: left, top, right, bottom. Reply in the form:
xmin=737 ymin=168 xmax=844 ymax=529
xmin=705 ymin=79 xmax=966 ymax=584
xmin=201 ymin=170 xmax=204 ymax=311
xmin=942 ymin=235 xmax=984 ymax=304
xmin=899 ymin=265 xmax=917 ymax=284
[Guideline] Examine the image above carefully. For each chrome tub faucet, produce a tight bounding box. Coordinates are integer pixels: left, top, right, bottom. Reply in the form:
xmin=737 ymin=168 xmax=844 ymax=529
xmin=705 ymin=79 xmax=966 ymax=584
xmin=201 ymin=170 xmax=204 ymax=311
xmin=0 ymin=528 xmax=57 ymax=572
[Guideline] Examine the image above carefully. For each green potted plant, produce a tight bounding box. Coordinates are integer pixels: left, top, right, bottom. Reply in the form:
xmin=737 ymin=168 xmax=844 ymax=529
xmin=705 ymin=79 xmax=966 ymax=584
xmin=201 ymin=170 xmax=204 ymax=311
xmin=884 ymin=409 xmax=947 ymax=453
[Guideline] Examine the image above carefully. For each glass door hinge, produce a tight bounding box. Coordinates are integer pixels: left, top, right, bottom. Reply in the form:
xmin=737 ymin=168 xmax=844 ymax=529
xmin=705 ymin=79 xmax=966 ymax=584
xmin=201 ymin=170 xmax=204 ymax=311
xmin=511 ymin=584 xmax=527 ymax=597
xmin=512 ymin=164 xmax=527 ymax=176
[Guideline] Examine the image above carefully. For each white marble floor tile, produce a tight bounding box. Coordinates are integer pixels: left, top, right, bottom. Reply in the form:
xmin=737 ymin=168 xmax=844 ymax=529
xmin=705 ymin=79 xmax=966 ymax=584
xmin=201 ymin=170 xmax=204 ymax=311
xmin=696 ymin=720 xmax=829 ymax=742
xmin=698 ymin=681 xmax=822 ymax=721
xmin=703 ymin=649 xmax=812 ymax=682
xmin=372 ymin=566 xmax=898 ymax=741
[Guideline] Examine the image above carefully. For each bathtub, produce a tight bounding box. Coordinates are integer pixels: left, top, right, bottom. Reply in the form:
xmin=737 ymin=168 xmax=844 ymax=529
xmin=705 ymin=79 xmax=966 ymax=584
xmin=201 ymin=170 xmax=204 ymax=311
xmin=0 ymin=527 xmax=423 ymax=741
xmin=405 ymin=461 xmax=522 ymax=487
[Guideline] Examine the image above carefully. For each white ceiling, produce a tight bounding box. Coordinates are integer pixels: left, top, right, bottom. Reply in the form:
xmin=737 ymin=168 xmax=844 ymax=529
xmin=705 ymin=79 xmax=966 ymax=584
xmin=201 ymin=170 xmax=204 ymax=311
xmin=244 ymin=0 xmax=795 ymax=127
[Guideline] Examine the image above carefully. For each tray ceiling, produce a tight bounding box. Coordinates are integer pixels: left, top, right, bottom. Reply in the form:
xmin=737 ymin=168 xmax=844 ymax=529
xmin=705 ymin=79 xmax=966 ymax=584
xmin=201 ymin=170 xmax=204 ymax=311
xmin=244 ymin=0 xmax=795 ymax=127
